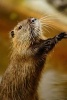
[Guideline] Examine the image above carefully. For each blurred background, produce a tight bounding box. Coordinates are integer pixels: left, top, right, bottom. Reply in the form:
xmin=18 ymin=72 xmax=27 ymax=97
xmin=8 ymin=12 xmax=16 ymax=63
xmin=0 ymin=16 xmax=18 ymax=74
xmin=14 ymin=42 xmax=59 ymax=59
xmin=0 ymin=0 xmax=67 ymax=100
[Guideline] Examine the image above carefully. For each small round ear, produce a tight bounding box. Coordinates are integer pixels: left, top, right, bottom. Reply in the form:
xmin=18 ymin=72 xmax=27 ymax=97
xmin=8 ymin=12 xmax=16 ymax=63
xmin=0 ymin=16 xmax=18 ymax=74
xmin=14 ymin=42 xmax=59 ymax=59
xmin=10 ymin=30 xmax=14 ymax=38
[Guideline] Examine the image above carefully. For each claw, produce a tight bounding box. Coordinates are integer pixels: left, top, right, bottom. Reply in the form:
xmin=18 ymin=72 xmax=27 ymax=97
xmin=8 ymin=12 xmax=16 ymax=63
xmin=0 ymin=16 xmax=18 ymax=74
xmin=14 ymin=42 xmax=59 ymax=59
xmin=55 ymin=32 xmax=67 ymax=42
xmin=63 ymin=32 xmax=67 ymax=38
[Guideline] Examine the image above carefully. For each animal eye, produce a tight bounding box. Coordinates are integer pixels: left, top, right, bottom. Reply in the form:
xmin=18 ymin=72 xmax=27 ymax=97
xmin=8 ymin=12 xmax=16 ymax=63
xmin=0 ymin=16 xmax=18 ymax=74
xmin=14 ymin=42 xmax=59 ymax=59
xmin=18 ymin=25 xmax=22 ymax=30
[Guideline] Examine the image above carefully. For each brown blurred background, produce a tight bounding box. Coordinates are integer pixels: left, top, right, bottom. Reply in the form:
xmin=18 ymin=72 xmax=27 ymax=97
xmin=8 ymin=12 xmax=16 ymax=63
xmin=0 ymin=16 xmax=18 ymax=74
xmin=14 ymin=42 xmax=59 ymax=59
xmin=0 ymin=0 xmax=67 ymax=99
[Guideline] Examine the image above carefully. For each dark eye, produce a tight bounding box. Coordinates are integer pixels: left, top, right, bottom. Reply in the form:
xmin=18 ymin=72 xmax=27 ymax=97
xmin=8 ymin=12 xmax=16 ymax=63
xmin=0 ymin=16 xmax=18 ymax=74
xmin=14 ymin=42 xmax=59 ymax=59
xmin=18 ymin=25 xmax=22 ymax=30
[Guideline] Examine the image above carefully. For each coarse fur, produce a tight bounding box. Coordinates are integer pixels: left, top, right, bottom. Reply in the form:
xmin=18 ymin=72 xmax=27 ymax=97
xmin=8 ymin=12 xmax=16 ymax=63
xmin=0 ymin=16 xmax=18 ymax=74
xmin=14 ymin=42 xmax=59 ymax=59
xmin=0 ymin=18 xmax=67 ymax=100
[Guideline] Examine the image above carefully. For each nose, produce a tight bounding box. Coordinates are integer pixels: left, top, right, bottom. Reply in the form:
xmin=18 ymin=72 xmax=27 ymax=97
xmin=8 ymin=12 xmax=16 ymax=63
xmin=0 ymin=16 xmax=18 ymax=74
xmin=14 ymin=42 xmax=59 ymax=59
xmin=28 ymin=18 xmax=37 ymax=23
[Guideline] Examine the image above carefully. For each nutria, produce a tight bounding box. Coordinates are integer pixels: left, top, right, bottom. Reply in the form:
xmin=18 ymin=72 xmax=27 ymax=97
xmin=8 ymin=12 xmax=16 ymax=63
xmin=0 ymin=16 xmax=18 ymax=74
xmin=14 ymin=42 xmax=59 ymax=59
xmin=0 ymin=17 xmax=67 ymax=100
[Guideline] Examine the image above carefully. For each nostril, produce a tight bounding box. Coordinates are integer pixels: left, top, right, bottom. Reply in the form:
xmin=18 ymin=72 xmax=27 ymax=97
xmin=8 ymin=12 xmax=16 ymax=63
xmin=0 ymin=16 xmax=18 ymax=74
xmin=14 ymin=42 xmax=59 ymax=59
xmin=31 ymin=18 xmax=37 ymax=22
xmin=28 ymin=18 xmax=37 ymax=23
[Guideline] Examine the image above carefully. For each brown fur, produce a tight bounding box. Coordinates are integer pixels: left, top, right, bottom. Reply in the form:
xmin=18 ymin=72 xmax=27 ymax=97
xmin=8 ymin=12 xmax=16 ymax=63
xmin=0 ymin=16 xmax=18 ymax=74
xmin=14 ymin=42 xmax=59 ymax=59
xmin=0 ymin=18 xmax=45 ymax=100
xmin=0 ymin=18 xmax=67 ymax=100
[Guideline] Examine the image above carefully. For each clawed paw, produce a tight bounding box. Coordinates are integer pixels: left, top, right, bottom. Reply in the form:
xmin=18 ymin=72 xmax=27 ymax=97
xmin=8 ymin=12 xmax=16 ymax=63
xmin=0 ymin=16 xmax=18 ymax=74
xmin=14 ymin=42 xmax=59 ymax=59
xmin=57 ymin=32 xmax=67 ymax=39
xmin=63 ymin=32 xmax=67 ymax=38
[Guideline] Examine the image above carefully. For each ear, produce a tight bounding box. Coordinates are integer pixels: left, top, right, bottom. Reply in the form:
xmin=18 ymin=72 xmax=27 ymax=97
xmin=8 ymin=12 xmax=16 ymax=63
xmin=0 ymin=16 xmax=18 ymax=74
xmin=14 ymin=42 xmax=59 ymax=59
xmin=10 ymin=30 xmax=14 ymax=38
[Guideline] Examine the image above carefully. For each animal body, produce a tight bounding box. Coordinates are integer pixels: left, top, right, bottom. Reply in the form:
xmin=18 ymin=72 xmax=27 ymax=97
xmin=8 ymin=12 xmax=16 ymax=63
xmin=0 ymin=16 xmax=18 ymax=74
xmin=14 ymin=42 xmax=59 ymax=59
xmin=0 ymin=17 xmax=67 ymax=100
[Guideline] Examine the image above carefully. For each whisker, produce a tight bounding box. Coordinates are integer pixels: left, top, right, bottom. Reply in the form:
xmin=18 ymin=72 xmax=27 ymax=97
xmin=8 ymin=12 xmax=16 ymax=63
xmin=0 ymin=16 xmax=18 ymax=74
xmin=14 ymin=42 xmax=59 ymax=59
xmin=40 ymin=18 xmax=52 ymax=22
xmin=40 ymin=16 xmax=53 ymax=20
xmin=40 ymin=16 xmax=61 ymax=23
xmin=41 ymin=23 xmax=57 ymax=31
xmin=43 ymin=24 xmax=54 ymax=31
xmin=40 ymin=16 xmax=50 ymax=20
xmin=42 ymin=24 xmax=57 ymax=30
xmin=40 ymin=21 xmax=54 ymax=24
xmin=41 ymin=10 xmax=67 ymax=21
xmin=40 ymin=14 xmax=54 ymax=19
xmin=42 ymin=26 xmax=50 ymax=33
xmin=40 ymin=18 xmax=52 ymax=21
xmin=41 ymin=24 xmax=53 ymax=31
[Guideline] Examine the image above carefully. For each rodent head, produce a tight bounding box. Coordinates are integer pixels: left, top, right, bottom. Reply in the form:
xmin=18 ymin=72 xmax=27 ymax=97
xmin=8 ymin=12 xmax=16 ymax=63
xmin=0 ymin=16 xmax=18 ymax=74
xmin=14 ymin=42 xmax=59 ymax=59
xmin=10 ymin=18 xmax=44 ymax=56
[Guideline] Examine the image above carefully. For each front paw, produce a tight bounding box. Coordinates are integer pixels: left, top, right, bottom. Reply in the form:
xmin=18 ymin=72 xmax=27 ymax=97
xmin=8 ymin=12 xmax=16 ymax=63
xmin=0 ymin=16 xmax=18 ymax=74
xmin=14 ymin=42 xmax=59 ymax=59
xmin=56 ymin=32 xmax=67 ymax=41
xmin=63 ymin=32 xmax=67 ymax=38
xmin=58 ymin=32 xmax=67 ymax=38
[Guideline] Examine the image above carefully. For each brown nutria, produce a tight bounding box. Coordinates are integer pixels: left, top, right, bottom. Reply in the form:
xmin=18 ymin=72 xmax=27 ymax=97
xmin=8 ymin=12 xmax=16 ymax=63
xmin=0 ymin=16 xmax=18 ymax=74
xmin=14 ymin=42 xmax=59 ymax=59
xmin=0 ymin=17 xmax=67 ymax=100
